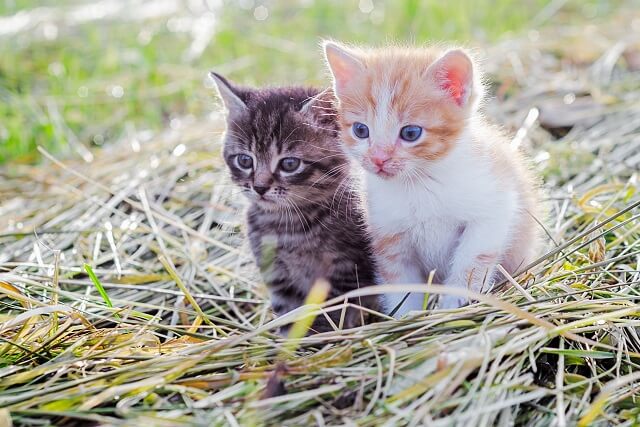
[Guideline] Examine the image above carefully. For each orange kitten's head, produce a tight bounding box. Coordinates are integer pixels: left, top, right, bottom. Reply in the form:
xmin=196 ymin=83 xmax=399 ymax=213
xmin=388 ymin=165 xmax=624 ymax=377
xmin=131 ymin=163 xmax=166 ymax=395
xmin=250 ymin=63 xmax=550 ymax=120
xmin=323 ymin=41 xmax=483 ymax=179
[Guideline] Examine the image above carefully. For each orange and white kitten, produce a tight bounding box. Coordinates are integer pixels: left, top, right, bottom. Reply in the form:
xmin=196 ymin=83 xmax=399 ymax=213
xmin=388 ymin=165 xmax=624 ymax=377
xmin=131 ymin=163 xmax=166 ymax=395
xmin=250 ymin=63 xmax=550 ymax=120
xmin=324 ymin=42 xmax=542 ymax=316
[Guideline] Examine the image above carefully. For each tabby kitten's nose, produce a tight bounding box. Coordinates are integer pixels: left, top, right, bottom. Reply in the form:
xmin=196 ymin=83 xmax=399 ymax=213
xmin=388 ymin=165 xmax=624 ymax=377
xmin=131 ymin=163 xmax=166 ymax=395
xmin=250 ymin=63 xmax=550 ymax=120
xmin=253 ymin=186 xmax=270 ymax=196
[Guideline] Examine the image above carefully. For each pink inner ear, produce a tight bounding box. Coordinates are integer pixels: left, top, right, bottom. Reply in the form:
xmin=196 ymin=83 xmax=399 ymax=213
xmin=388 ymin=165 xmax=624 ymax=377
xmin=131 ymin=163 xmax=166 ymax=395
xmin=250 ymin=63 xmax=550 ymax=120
xmin=324 ymin=42 xmax=364 ymax=95
xmin=334 ymin=74 xmax=351 ymax=93
xmin=441 ymin=68 xmax=466 ymax=106
xmin=330 ymin=61 xmax=357 ymax=94
xmin=431 ymin=50 xmax=473 ymax=107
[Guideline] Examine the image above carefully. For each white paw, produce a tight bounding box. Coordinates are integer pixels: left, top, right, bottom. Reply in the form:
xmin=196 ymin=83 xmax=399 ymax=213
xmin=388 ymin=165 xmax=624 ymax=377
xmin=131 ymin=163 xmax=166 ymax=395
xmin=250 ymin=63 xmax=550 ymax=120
xmin=438 ymin=295 xmax=468 ymax=309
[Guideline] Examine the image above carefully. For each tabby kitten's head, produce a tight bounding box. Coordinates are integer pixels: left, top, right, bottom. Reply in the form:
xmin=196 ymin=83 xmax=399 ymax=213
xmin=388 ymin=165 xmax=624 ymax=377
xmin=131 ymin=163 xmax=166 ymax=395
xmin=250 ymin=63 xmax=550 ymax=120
xmin=211 ymin=73 xmax=345 ymax=211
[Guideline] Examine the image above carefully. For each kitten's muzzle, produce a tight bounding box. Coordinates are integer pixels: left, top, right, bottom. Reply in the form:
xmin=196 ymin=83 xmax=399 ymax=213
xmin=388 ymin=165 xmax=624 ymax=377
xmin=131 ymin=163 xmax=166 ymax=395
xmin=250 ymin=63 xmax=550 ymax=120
xmin=369 ymin=145 xmax=398 ymax=174
xmin=372 ymin=155 xmax=391 ymax=169
xmin=369 ymin=152 xmax=399 ymax=178
xmin=253 ymin=186 xmax=270 ymax=196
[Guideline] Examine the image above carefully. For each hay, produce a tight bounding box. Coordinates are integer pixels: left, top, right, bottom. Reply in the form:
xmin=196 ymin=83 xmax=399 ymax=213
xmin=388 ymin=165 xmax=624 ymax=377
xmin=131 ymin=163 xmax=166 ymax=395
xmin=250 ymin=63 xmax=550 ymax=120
xmin=2 ymin=12 xmax=640 ymax=427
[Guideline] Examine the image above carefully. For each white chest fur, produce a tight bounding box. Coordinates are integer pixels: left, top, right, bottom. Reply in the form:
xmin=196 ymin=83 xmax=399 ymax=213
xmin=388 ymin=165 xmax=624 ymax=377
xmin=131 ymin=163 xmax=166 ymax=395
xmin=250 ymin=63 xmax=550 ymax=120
xmin=363 ymin=138 xmax=521 ymax=315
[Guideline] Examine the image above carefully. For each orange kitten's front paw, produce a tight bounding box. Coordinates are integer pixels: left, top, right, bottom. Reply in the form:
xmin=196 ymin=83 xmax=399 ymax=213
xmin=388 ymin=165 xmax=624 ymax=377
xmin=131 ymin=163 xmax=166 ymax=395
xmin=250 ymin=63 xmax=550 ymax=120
xmin=438 ymin=294 xmax=468 ymax=309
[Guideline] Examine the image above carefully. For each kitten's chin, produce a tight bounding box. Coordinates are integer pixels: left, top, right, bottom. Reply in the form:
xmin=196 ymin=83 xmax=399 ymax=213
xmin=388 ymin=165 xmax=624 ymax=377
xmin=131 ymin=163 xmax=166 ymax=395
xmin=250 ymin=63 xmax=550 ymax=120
xmin=254 ymin=198 xmax=284 ymax=211
xmin=242 ymin=193 xmax=277 ymax=210
xmin=359 ymin=160 xmax=404 ymax=180
xmin=374 ymin=170 xmax=398 ymax=179
xmin=364 ymin=167 xmax=401 ymax=180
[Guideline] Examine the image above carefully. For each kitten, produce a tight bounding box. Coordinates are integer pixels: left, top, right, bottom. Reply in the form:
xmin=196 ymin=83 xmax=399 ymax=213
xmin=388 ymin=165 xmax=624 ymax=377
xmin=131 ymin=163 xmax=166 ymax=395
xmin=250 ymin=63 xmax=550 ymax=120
xmin=323 ymin=42 xmax=542 ymax=316
xmin=211 ymin=73 xmax=379 ymax=332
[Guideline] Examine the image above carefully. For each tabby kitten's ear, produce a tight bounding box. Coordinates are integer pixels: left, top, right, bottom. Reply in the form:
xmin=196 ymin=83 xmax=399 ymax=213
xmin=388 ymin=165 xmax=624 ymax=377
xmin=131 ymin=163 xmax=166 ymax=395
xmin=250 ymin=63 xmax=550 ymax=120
xmin=323 ymin=41 xmax=365 ymax=97
xmin=299 ymin=88 xmax=337 ymax=129
xmin=299 ymin=88 xmax=333 ymax=116
xmin=209 ymin=72 xmax=247 ymax=117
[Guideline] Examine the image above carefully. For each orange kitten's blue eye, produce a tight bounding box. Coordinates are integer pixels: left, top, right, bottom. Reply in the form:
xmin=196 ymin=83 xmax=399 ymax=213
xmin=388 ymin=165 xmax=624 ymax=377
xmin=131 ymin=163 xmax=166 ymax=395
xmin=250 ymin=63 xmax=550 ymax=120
xmin=352 ymin=122 xmax=369 ymax=139
xmin=400 ymin=125 xmax=422 ymax=142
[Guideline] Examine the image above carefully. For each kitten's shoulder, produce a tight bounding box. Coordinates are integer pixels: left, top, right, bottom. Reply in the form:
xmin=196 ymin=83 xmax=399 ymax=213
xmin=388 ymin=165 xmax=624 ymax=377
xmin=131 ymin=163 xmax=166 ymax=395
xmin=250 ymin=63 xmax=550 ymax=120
xmin=470 ymin=117 xmax=537 ymax=186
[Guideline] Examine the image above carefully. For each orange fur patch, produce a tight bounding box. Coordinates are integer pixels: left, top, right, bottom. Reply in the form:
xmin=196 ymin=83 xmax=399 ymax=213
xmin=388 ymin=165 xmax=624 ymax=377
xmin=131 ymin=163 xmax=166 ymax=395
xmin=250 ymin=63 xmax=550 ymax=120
xmin=371 ymin=232 xmax=406 ymax=274
xmin=372 ymin=232 xmax=403 ymax=254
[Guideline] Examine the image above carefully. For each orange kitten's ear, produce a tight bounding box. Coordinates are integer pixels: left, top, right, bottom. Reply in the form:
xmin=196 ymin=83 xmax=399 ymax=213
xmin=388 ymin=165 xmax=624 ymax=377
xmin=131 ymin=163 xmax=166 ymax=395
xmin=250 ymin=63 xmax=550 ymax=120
xmin=323 ymin=41 xmax=364 ymax=96
xmin=425 ymin=50 xmax=474 ymax=107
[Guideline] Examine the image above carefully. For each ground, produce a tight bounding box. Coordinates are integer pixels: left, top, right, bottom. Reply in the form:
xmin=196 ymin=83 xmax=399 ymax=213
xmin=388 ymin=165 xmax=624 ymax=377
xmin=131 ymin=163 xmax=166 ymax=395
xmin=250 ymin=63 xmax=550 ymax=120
xmin=1 ymin=2 xmax=640 ymax=427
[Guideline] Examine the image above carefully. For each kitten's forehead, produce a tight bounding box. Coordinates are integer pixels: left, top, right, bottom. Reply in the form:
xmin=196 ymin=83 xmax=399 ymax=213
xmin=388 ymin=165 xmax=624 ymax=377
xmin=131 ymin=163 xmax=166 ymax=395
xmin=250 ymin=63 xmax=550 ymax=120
xmin=252 ymin=108 xmax=305 ymax=156
xmin=224 ymin=87 xmax=338 ymax=159
xmin=225 ymin=102 xmax=294 ymax=152
xmin=344 ymin=62 xmax=429 ymax=113
xmin=338 ymin=50 xmax=462 ymax=129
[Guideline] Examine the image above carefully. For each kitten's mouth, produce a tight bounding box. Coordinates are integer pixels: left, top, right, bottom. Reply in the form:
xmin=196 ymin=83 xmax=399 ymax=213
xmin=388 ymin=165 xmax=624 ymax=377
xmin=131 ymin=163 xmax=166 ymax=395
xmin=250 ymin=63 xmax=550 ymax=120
xmin=245 ymin=191 xmax=277 ymax=207
xmin=255 ymin=196 xmax=285 ymax=210
xmin=375 ymin=168 xmax=397 ymax=178
xmin=366 ymin=158 xmax=401 ymax=178
xmin=257 ymin=196 xmax=276 ymax=204
xmin=370 ymin=164 xmax=400 ymax=179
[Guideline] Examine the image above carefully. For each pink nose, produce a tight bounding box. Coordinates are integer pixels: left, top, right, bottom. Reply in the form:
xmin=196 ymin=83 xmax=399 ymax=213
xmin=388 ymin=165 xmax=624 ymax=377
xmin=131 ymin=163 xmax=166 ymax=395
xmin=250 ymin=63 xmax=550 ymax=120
xmin=371 ymin=154 xmax=391 ymax=168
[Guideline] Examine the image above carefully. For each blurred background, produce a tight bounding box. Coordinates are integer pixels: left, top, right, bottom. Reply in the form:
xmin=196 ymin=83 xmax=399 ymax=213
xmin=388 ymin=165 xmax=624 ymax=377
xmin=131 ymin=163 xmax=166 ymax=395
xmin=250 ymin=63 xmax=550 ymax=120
xmin=0 ymin=0 xmax=634 ymax=164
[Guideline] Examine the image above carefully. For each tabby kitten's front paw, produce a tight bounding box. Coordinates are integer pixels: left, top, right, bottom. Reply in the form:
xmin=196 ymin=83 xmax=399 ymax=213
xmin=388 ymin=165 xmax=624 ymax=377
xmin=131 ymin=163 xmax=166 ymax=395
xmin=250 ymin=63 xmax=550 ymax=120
xmin=438 ymin=294 xmax=468 ymax=309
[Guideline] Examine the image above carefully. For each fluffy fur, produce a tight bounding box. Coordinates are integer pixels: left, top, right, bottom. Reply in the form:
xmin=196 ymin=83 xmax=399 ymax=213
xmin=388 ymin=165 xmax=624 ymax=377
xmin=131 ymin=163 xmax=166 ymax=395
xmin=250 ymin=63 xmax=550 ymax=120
xmin=211 ymin=72 xmax=379 ymax=332
xmin=323 ymin=42 xmax=542 ymax=316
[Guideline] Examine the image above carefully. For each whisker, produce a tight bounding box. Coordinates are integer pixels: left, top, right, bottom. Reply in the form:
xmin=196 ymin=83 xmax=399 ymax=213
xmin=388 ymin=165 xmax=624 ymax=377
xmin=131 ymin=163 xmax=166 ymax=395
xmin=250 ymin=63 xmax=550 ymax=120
xmin=307 ymin=153 xmax=345 ymax=167
xmin=289 ymin=193 xmax=329 ymax=210
xmin=302 ymin=122 xmax=337 ymax=133
xmin=311 ymin=163 xmax=350 ymax=187
xmin=280 ymin=125 xmax=300 ymax=148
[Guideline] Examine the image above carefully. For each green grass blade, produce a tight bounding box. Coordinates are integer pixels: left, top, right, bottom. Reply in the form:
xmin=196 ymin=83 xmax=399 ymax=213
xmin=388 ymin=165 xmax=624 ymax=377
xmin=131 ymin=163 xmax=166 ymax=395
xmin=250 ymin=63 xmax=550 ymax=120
xmin=84 ymin=263 xmax=118 ymax=318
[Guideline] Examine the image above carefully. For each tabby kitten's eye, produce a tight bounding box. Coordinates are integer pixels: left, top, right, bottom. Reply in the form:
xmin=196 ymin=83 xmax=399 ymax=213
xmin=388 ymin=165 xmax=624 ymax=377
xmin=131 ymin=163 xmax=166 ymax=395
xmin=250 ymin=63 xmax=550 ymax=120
xmin=399 ymin=125 xmax=423 ymax=142
xmin=236 ymin=154 xmax=253 ymax=169
xmin=352 ymin=122 xmax=369 ymax=139
xmin=279 ymin=157 xmax=301 ymax=173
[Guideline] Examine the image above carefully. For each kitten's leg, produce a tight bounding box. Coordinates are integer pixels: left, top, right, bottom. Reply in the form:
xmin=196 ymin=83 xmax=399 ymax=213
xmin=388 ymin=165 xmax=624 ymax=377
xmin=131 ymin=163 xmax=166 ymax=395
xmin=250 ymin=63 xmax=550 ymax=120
xmin=375 ymin=237 xmax=425 ymax=317
xmin=270 ymin=290 xmax=302 ymax=335
xmin=382 ymin=265 xmax=426 ymax=317
xmin=326 ymin=288 xmax=380 ymax=330
xmin=265 ymin=258 xmax=310 ymax=333
xmin=440 ymin=219 xmax=511 ymax=309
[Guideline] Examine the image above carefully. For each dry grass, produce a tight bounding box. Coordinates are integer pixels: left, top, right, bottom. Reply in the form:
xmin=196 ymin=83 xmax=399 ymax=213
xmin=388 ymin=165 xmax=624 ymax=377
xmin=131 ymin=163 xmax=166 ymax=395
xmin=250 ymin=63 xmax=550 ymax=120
xmin=2 ymin=12 xmax=640 ymax=427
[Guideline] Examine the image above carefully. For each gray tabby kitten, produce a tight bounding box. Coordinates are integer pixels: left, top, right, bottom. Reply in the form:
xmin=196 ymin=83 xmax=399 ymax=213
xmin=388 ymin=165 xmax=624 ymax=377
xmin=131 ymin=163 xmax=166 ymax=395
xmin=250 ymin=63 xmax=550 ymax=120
xmin=211 ymin=72 xmax=379 ymax=333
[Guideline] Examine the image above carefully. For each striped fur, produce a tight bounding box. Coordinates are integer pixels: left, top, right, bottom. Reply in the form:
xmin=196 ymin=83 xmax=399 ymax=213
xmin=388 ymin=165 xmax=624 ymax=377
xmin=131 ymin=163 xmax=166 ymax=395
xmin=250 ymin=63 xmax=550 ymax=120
xmin=212 ymin=74 xmax=379 ymax=332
